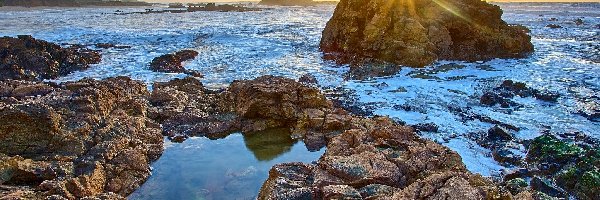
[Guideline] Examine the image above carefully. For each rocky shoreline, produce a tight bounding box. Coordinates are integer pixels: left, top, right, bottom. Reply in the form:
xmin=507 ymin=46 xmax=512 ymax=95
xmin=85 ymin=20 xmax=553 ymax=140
xmin=0 ymin=1 xmax=598 ymax=198
xmin=1 ymin=72 xmax=597 ymax=199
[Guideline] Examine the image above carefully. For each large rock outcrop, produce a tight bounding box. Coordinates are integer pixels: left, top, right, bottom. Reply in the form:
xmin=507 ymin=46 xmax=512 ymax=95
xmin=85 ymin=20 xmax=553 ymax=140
xmin=257 ymin=116 xmax=533 ymax=199
xmin=149 ymin=75 xmax=351 ymax=150
xmin=0 ymin=77 xmax=163 ymax=199
xmin=0 ymin=35 xmax=101 ymax=81
xmin=320 ymin=0 xmax=534 ymax=67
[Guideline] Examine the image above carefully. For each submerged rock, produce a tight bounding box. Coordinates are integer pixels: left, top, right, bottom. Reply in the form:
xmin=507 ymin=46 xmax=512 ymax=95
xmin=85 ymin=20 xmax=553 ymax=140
xmin=0 ymin=35 xmax=101 ymax=81
xmin=0 ymin=77 xmax=163 ymax=199
xmin=320 ymin=0 xmax=534 ymax=67
xmin=546 ymin=24 xmax=563 ymax=29
xmin=480 ymin=80 xmax=559 ymax=108
xmin=149 ymin=50 xmax=203 ymax=77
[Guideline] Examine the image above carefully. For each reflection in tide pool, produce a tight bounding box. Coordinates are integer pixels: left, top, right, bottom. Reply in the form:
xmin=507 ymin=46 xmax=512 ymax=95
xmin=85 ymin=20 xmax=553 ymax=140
xmin=129 ymin=131 xmax=324 ymax=200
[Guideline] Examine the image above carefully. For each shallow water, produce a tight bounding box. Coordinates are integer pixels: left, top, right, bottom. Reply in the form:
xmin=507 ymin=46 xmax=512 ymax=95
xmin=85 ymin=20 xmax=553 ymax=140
xmin=0 ymin=1 xmax=598 ymax=191
xmin=129 ymin=130 xmax=324 ymax=200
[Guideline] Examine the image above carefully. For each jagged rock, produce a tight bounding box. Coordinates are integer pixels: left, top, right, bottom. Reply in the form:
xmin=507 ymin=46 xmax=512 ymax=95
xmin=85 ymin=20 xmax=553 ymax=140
xmin=411 ymin=122 xmax=439 ymax=132
xmin=298 ymin=74 xmax=318 ymax=85
xmin=480 ymin=80 xmax=559 ymax=108
xmin=487 ymin=125 xmax=513 ymax=141
xmin=258 ymin=117 xmax=516 ymax=199
xmin=320 ymin=0 xmax=533 ymax=67
xmin=0 ymin=35 xmax=101 ymax=81
xmin=505 ymin=178 xmax=528 ymax=195
xmin=0 ymin=77 xmax=163 ymax=199
xmin=149 ymin=50 xmax=203 ymax=77
xmin=149 ymin=75 xmax=352 ymax=151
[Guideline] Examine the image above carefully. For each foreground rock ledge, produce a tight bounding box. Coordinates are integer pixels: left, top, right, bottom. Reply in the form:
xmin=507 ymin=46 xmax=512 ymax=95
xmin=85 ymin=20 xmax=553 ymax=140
xmin=320 ymin=0 xmax=534 ymax=67
xmin=257 ymin=117 xmax=537 ymax=199
xmin=0 ymin=77 xmax=163 ymax=199
xmin=1 ymin=75 xmax=544 ymax=199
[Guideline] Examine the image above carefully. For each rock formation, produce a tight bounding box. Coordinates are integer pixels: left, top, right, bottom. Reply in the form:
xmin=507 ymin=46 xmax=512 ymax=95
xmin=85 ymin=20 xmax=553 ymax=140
xmin=0 ymin=77 xmax=163 ymax=199
xmin=0 ymin=35 xmax=101 ymax=81
xmin=257 ymin=116 xmax=534 ymax=199
xmin=149 ymin=50 xmax=203 ymax=77
xmin=1 ymin=75 xmax=582 ymax=199
xmin=149 ymin=75 xmax=351 ymax=151
xmin=320 ymin=0 xmax=534 ymax=67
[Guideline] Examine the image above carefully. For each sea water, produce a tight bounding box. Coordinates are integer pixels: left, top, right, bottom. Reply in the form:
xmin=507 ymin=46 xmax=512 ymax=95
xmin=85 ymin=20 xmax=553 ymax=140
xmin=0 ymin=2 xmax=598 ymax=197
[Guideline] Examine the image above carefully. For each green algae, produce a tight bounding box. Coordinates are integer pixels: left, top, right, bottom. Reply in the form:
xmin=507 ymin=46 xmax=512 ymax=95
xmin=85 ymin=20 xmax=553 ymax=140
xmin=527 ymin=134 xmax=584 ymax=164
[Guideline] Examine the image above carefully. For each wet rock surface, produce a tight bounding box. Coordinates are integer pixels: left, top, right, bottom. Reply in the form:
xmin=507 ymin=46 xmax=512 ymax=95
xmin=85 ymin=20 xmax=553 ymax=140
xmin=149 ymin=75 xmax=352 ymax=151
xmin=0 ymin=35 xmax=101 ymax=81
xmin=258 ymin=117 xmax=523 ymax=199
xmin=149 ymin=50 xmax=203 ymax=77
xmin=0 ymin=77 xmax=163 ymax=199
xmin=491 ymin=133 xmax=600 ymax=200
xmin=320 ymin=0 xmax=534 ymax=67
xmin=480 ymin=80 xmax=559 ymax=108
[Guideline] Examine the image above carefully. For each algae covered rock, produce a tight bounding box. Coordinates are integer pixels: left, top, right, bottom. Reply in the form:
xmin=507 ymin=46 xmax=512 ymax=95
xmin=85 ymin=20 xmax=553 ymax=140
xmin=320 ymin=0 xmax=534 ymax=67
xmin=524 ymin=134 xmax=600 ymax=200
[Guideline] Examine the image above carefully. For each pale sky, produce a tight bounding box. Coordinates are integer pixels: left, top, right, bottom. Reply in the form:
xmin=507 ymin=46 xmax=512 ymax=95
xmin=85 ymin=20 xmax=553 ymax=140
xmin=144 ymin=0 xmax=600 ymax=2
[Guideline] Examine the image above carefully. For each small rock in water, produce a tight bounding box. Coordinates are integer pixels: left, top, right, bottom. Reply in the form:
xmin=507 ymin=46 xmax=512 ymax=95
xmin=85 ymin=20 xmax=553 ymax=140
xmin=530 ymin=176 xmax=567 ymax=198
xmin=411 ymin=123 xmax=439 ymax=133
xmin=487 ymin=126 xmax=513 ymax=141
xmin=298 ymin=73 xmax=318 ymax=85
xmin=574 ymin=18 xmax=584 ymax=25
xmin=546 ymin=24 xmax=563 ymax=29
xmin=150 ymin=50 xmax=199 ymax=73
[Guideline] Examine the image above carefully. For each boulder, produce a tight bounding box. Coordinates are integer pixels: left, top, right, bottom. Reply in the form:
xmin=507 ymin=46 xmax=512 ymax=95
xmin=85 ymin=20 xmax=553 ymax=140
xmin=320 ymin=0 xmax=533 ymax=67
xmin=0 ymin=35 xmax=101 ymax=81
xmin=149 ymin=50 xmax=203 ymax=77
xmin=0 ymin=77 xmax=163 ymax=199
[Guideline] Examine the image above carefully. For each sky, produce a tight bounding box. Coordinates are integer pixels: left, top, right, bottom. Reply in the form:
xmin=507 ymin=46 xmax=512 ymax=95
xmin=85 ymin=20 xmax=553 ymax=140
xmin=144 ymin=0 xmax=600 ymax=2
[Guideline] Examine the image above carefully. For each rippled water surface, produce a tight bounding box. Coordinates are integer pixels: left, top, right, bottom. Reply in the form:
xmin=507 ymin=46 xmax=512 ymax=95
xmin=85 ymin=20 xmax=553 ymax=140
xmin=0 ymin=1 xmax=598 ymax=191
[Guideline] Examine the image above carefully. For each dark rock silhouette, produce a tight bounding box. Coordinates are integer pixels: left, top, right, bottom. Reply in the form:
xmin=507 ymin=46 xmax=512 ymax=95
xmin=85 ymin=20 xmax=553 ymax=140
xmin=320 ymin=0 xmax=534 ymax=67
xmin=0 ymin=35 xmax=101 ymax=81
